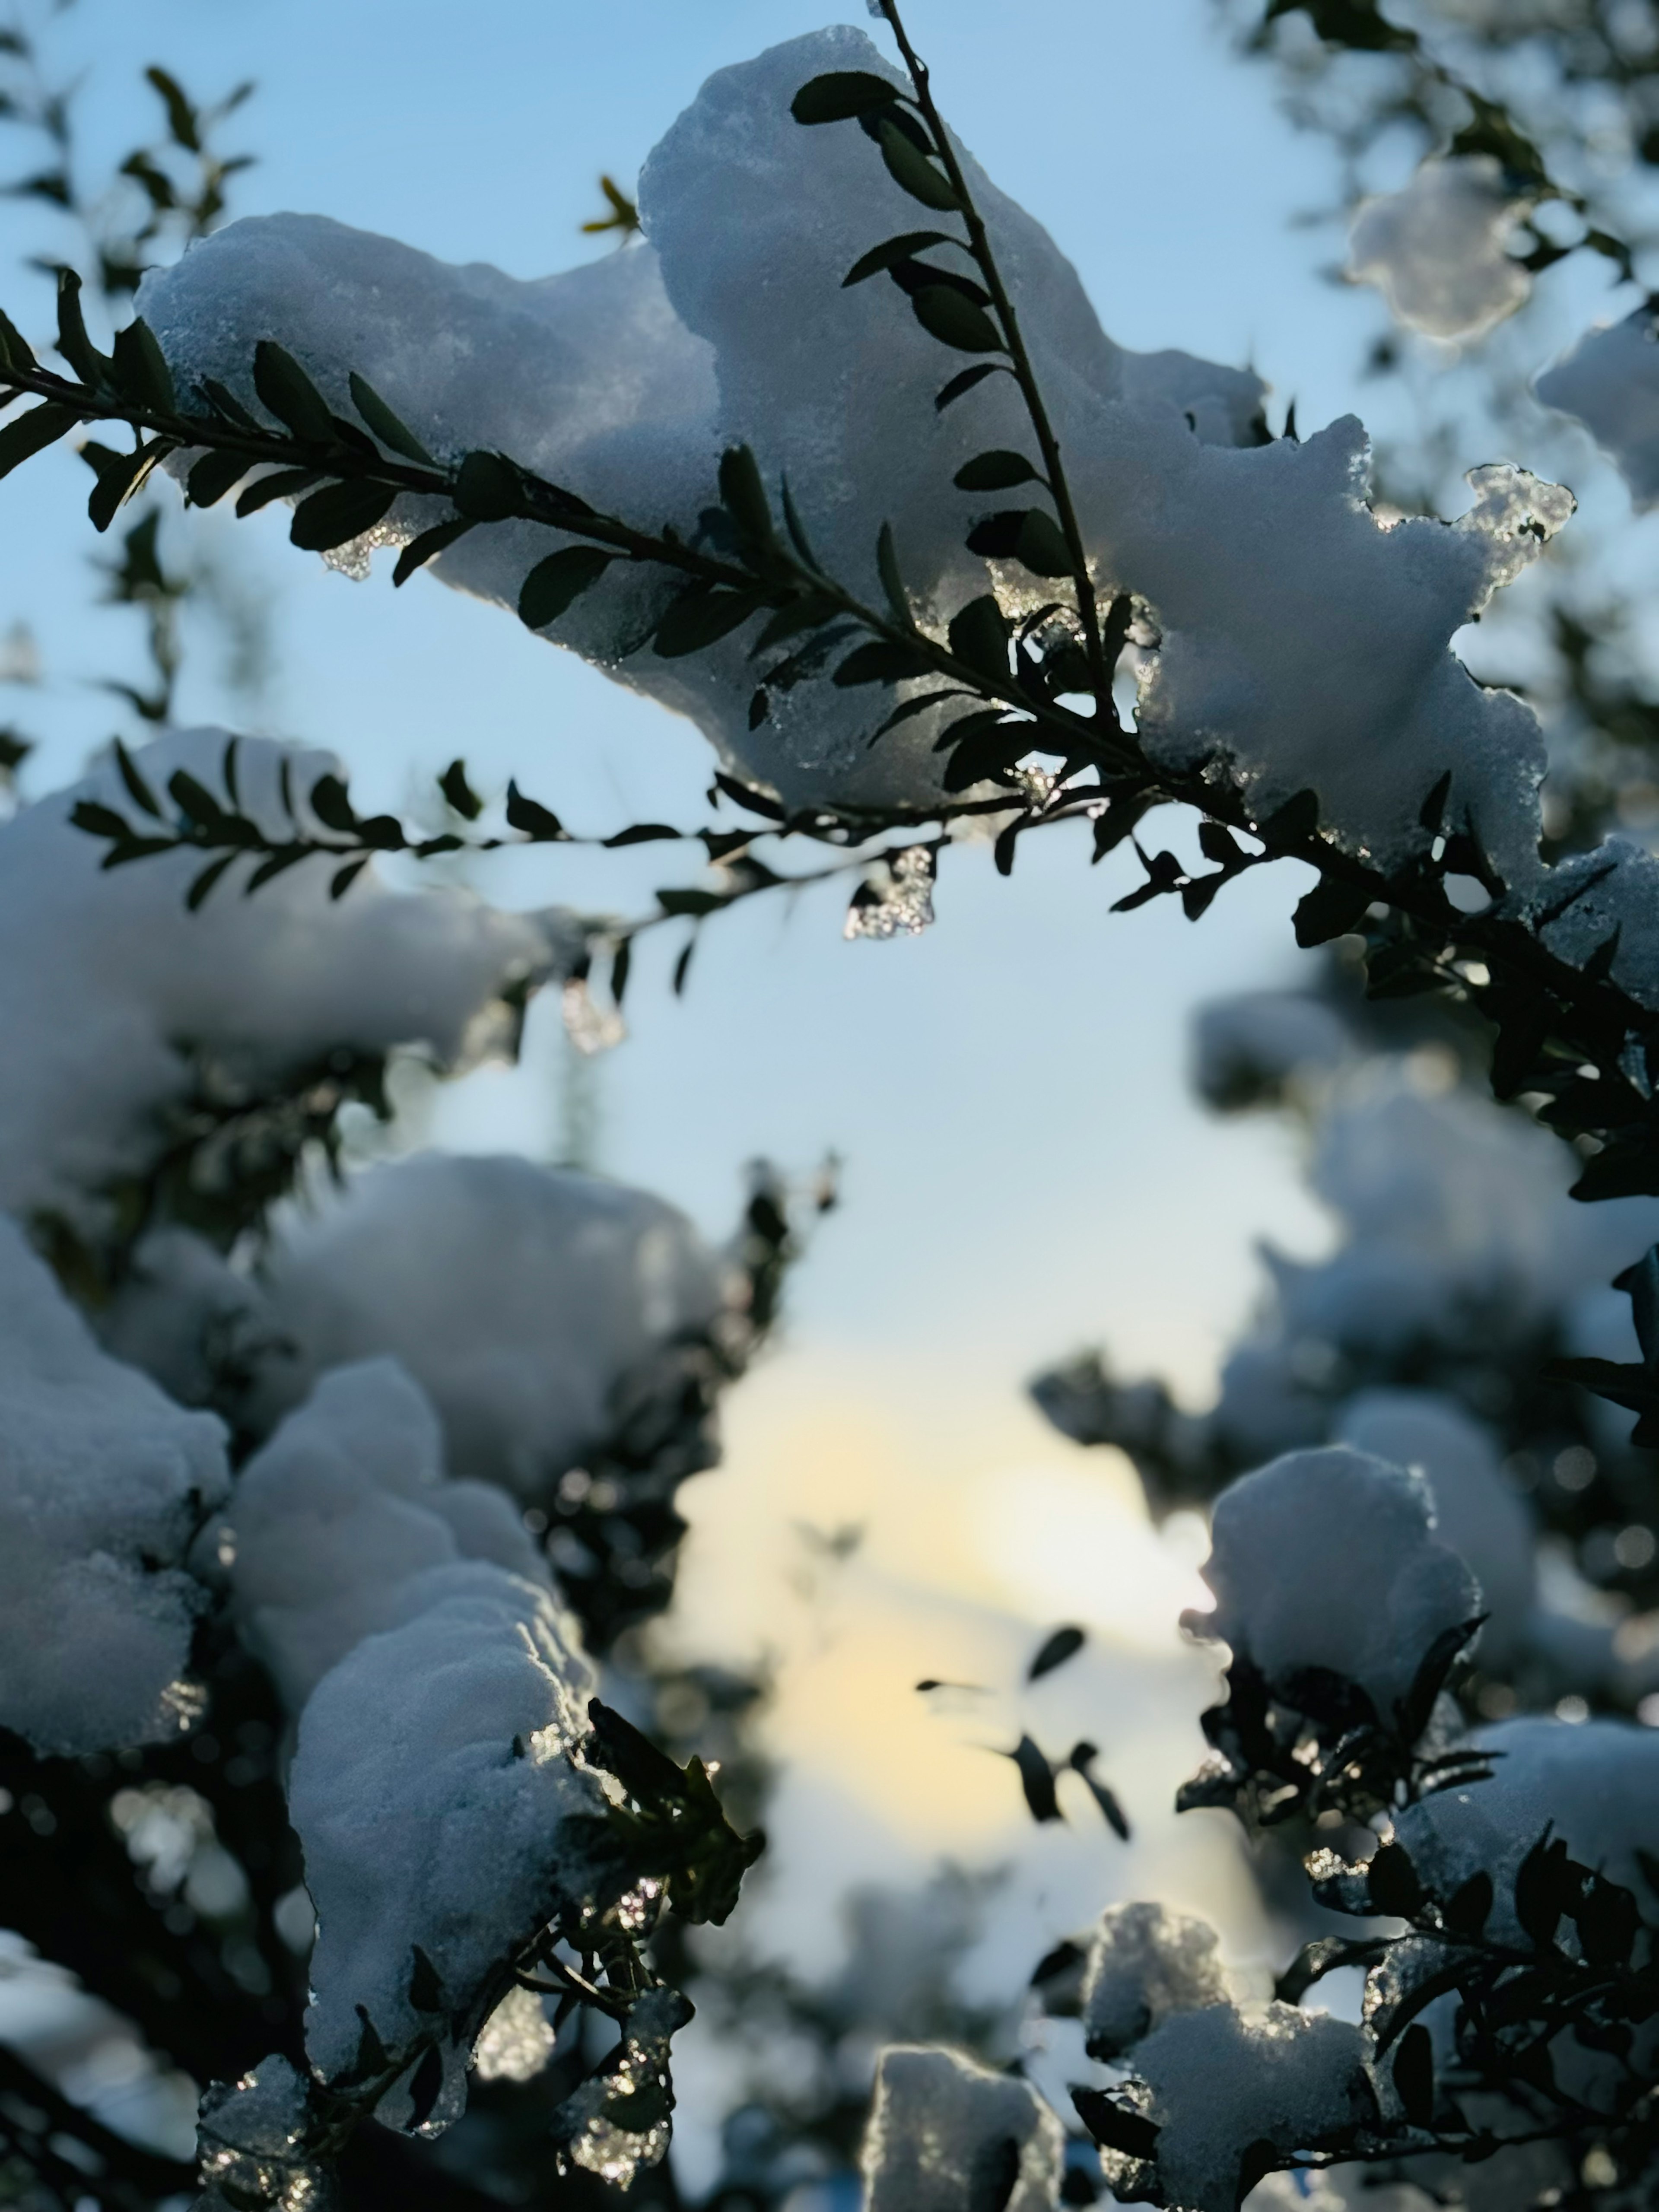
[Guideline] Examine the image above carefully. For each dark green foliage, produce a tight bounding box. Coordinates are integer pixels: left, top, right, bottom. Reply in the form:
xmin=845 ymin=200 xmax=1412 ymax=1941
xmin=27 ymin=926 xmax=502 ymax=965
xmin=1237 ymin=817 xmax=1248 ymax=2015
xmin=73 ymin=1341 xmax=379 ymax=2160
xmin=518 ymin=543 xmax=616 ymax=629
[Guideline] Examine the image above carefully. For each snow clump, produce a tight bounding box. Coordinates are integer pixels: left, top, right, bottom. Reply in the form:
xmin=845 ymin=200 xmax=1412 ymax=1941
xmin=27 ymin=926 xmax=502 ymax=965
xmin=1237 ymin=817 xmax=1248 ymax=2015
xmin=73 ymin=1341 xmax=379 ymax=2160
xmin=1537 ymin=306 xmax=1659 ymax=509
xmin=1396 ymin=1715 xmax=1659 ymax=1931
xmin=1123 ymin=2000 xmax=1373 ymax=2212
xmin=250 ymin=1153 xmax=729 ymax=1500
xmin=1348 ymin=157 xmax=1532 ymax=341
xmin=287 ymin=1559 xmax=605 ymax=2132
xmin=0 ymin=729 xmax=574 ymax=1242
xmin=860 ymin=2044 xmax=1063 ymax=2212
xmin=1334 ymin=1390 xmax=1535 ymax=1667
xmin=1186 ymin=1446 xmax=1479 ymax=1714
xmin=1081 ymin=1901 xmax=1230 ymax=2059
xmin=140 ymin=29 xmax=1571 ymax=887
xmin=224 ymin=1357 xmax=554 ymax=1712
xmin=0 ymin=1214 xmax=228 ymax=1756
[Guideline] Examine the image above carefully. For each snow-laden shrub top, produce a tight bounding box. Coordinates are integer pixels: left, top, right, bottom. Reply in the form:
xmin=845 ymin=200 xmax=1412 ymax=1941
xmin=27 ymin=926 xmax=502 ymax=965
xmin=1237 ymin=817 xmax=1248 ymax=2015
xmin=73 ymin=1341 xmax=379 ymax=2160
xmin=1538 ymin=306 xmax=1659 ymax=510
xmin=859 ymin=2043 xmax=1063 ymax=2212
xmin=1348 ymin=156 xmax=1532 ymax=341
xmin=248 ymin=1152 xmax=729 ymax=1500
xmin=1080 ymin=1900 xmax=1230 ymax=2061
xmin=1186 ymin=1445 xmax=1480 ymax=1716
xmin=137 ymin=29 xmax=1573 ymax=884
xmin=0 ymin=1213 xmax=228 ymax=1755
xmin=0 ymin=728 xmax=569 ymax=1240
xmin=225 ymin=1356 xmax=555 ymax=1711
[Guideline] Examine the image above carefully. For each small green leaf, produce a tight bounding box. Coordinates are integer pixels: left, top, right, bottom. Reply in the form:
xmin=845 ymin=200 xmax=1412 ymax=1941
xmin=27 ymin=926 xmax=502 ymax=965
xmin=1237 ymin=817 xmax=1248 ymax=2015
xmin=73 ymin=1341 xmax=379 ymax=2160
xmin=1014 ymin=509 xmax=1072 ymax=577
xmin=109 ymin=318 xmax=176 ymax=413
xmin=604 ymin=822 xmax=682 ymax=847
xmin=654 ymin=587 xmax=765 ymax=658
xmin=0 ymin=400 xmax=78 ymax=480
xmin=452 ymin=449 xmax=520 ymax=520
xmin=877 ymin=119 xmax=960 ymax=211
xmin=438 ymin=759 xmax=482 ymax=820
xmin=954 ymin=449 xmax=1039 ymax=492
xmin=505 ymin=781 xmax=568 ymax=840
xmin=518 ymin=544 xmax=616 ymax=629
xmin=234 ymin=465 xmax=322 ymax=517
xmin=167 ymin=768 xmax=229 ymax=829
xmin=0 ymin=307 xmax=37 ymax=374
xmin=186 ymin=852 xmax=237 ymax=909
xmin=146 ymin=65 xmax=200 ymax=151
xmin=947 ymin=594 xmax=1010 ymax=681
xmin=113 ymin=739 xmax=162 ymax=819
xmin=331 ymin=856 xmax=370 ymax=900
xmin=200 ymin=376 xmax=259 ymax=431
xmin=55 ymin=269 xmax=106 ymax=385
xmin=348 ymin=370 xmax=435 ymax=464
xmin=393 ymin=515 xmax=473 ymax=585
xmin=833 ymin=639 xmax=936 ymax=686
xmin=910 ymin=284 xmax=1002 ymax=353
xmin=876 ymin=522 xmax=911 ymax=627
xmin=83 ymin=440 xmax=161 ymax=531
xmin=790 ymin=70 xmax=903 ymax=124
xmin=308 ymin=773 xmax=359 ymax=835
xmin=1392 ymin=2024 xmax=1434 ymax=2129
xmin=186 ymin=447 xmax=248 ymax=509
xmin=843 ymin=230 xmax=951 ymax=286
xmin=1292 ymin=874 xmax=1369 ymax=948
xmin=965 ymin=507 xmax=1073 ymax=578
xmin=290 ymin=478 xmax=398 ymax=553
xmin=70 ymin=798 xmax=136 ymax=842
xmin=936 ymin=362 xmax=1005 ymax=411
xmin=252 ymin=340 xmax=335 ymax=442
xmin=718 ymin=443 xmax=774 ymax=548
xmin=1029 ymin=1625 xmax=1084 ymax=1680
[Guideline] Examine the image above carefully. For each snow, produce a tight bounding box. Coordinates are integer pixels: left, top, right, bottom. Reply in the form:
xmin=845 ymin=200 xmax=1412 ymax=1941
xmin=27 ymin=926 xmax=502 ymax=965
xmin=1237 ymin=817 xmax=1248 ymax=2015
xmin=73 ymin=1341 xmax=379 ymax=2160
xmin=249 ymin=1153 xmax=729 ymax=1502
xmin=1511 ymin=835 xmax=1659 ymax=1012
xmin=1188 ymin=1446 xmax=1480 ymax=1715
xmin=859 ymin=2044 xmax=1063 ymax=2212
xmin=224 ymin=1357 xmax=553 ymax=1712
xmin=1209 ymin=1055 xmax=1659 ymax=1465
xmin=0 ymin=729 xmax=575 ymax=1243
xmin=138 ymin=30 xmax=1571 ymax=890
xmin=287 ymin=1559 xmax=605 ymax=2132
xmin=1125 ymin=2000 xmax=1372 ymax=2212
xmin=1537 ymin=306 xmax=1659 ymax=509
xmin=0 ymin=1212 xmax=229 ymax=1756
xmin=1080 ymin=1901 xmax=1230 ymax=2060
xmin=1334 ymin=1391 xmax=1536 ymax=1668
xmin=1348 ymin=158 xmax=1532 ymax=342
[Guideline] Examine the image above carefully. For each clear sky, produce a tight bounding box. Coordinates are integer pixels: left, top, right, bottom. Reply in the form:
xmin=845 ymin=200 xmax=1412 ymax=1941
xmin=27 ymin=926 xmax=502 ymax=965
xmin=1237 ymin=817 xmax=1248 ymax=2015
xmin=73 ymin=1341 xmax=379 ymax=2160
xmin=0 ymin=0 xmax=1527 ymax=2054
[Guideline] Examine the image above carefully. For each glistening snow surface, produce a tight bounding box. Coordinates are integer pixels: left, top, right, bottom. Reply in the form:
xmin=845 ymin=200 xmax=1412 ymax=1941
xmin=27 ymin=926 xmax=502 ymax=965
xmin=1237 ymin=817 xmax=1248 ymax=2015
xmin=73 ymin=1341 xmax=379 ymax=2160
xmin=250 ymin=1153 xmax=728 ymax=1501
xmin=860 ymin=2044 xmax=1063 ymax=2212
xmin=1126 ymin=2000 xmax=1372 ymax=2212
xmin=226 ymin=1357 xmax=554 ymax=1712
xmin=287 ymin=1559 xmax=603 ymax=2130
xmin=1189 ymin=1446 xmax=1480 ymax=1714
xmin=1081 ymin=1901 xmax=1230 ymax=2060
xmin=0 ymin=1214 xmax=228 ymax=1755
xmin=0 ymin=729 xmax=572 ymax=1239
xmin=139 ymin=29 xmax=1571 ymax=887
